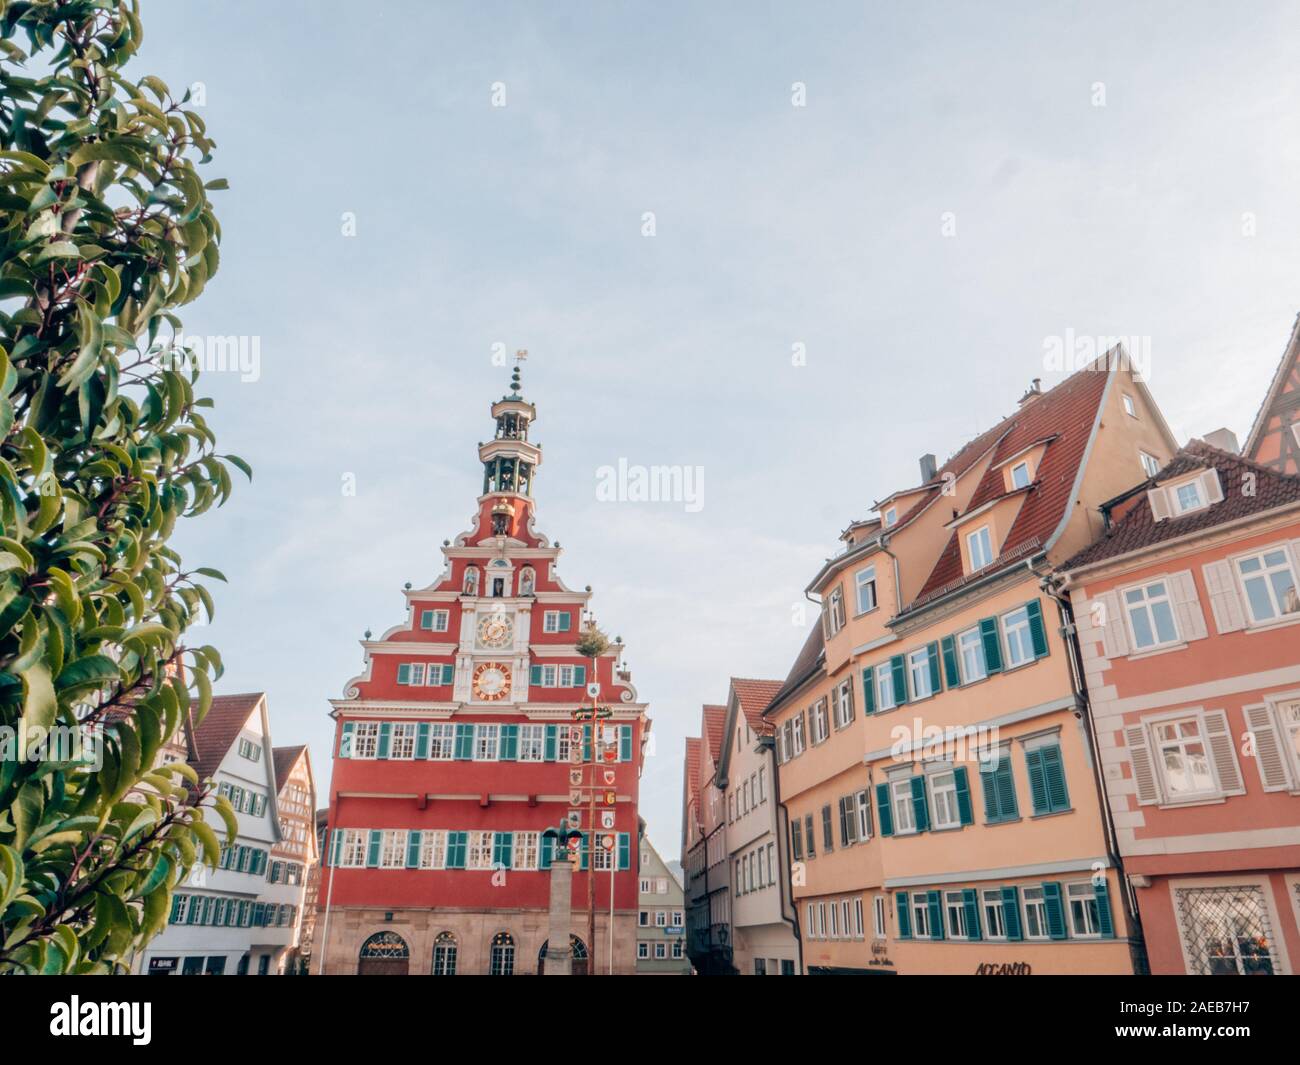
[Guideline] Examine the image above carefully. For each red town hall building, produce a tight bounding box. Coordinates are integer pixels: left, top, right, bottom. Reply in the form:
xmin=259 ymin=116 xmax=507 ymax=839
xmin=314 ymin=367 xmax=650 ymax=975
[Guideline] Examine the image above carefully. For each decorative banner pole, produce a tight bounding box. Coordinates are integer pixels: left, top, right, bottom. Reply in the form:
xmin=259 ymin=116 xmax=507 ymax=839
xmin=576 ymin=619 xmax=610 ymax=974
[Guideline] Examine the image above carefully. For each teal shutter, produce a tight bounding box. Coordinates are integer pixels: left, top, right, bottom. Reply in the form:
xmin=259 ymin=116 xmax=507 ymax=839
xmin=876 ymin=783 xmax=893 ymax=836
xmin=420 ymin=609 xmax=433 ymax=629
xmin=1025 ymin=598 xmax=1049 ymax=658
xmin=862 ymin=667 xmax=876 ymax=714
xmin=454 ymin=724 xmax=474 ymax=760
xmin=406 ymin=831 xmax=421 ymax=868
xmin=954 ymin=767 xmax=973 ymax=825
xmin=1025 ymin=747 xmax=1050 ymax=814
xmin=539 ymin=835 xmax=553 ymax=869
xmin=377 ymin=722 xmax=392 ymax=759
xmin=328 ymin=829 xmax=343 ymax=866
xmin=979 ymin=617 xmax=1003 ymax=673
xmin=494 ymin=832 xmax=513 ymax=868
xmin=445 ymin=831 xmax=467 ymax=869
xmin=544 ymin=725 xmax=557 ymax=761
xmin=579 ymin=833 xmax=589 ymax=870
xmin=1042 ymin=881 xmax=1067 ymax=939
xmin=339 ymin=722 xmax=355 ymax=758
xmin=896 ymin=892 xmax=912 ymax=939
xmin=530 ymin=664 xmax=543 ymax=685
xmin=940 ymin=635 xmax=961 ymax=687
xmin=444 ymin=664 xmax=455 ymax=684
xmin=366 ymin=830 xmax=381 ymax=868
xmin=397 ymin=664 xmax=411 ymax=685
xmin=500 ymin=724 xmax=519 ymax=760
xmin=416 ymin=722 xmax=430 ymax=759
xmin=926 ymin=641 xmax=942 ymax=692
xmin=618 ymin=832 xmax=630 ymax=870
xmin=962 ymin=888 xmax=982 ymax=940
xmin=559 ymin=612 xmax=572 ymax=631
xmin=619 ymin=725 xmax=632 ymax=761
xmin=573 ymin=665 xmax=586 ymax=687
xmin=1002 ymin=886 xmax=1023 ymax=940
xmin=1041 ymin=744 xmax=1070 ymax=812
xmin=926 ymin=890 xmax=944 ymax=939
xmin=1095 ymin=879 xmax=1115 ymax=937
xmin=981 ymin=756 xmax=1019 ymax=823
xmin=890 ymin=655 xmax=908 ymax=704
xmin=582 ymin=725 xmax=592 ymax=763
xmin=910 ymin=775 xmax=930 ymax=832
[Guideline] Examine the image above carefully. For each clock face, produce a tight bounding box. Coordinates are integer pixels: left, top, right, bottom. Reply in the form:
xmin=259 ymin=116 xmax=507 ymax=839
xmin=476 ymin=611 xmax=514 ymax=649
xmin=472 ymin=662 xmax=511 ymax=701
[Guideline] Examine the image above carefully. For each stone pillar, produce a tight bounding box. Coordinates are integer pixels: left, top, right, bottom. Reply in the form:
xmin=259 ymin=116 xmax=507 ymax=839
xmin=543 ymin=857 xmax=574 ymax=975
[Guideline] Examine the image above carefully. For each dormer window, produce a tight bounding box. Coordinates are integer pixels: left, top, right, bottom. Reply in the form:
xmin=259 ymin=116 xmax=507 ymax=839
xmin=1010 ymin=461 xmax=1031 ymax=489
xmin=966 ymin=525 xmax=994 ymax=571
xmin=884 ymin=507 xmax=897 ymax=528
xmin=1140 ymin=451 xmax=1160 ymax=478
xmin=1173 ymin=480 xmax=1205 ymax=515
xmin=1148 ymin=469 xmax=1222 ymax=522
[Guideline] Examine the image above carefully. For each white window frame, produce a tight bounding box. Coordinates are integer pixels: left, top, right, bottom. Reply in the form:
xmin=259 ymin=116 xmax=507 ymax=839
xmin=967 ymin=525 xmax=994 ymax=571
xmin=637 ymin=942 xmax=649 ymax=959
xmin=873 ymin=896 xmax=887 ymax=939
xmin=1122 ymin=393 xmax=1136 ymax=417
xmin=428 ymin=723 xmax=455 ymax=760
xmin=409 ymin=663 xmax=426 ymax=686
xmin=352 ymin=722 xmax=380 ymax=760
xmin=1234 ymin=546 xmax=1300 ymax=626
xmin=389 ymin=722 xmax=417 ymax=760
xmin=810 ymin=699 xmax=829 ymax=745
xmin=908 ymin=648 xmax=933 ymax=700
xmin=518 ymin=723 xmax=545 ymax=762
xmin=928 ymin=769 xmax=961 ymax=830
xmin=958 ymin=626 xmax=986 ymax=683
xmin=339 ymin=829 xmax=366 ymax=868
xmin=944 ymin=890 xmax=968 ymax=940
xmin=1140 ymin=450 xmax=1160 ymax=477
xmin=875 ymin=665 xmax=897 ymax=712
xmin=890 ymin=777 xmax=917 ymax=835
xmin=1066 ymin=881 xmax=1104 ymax=939
xmin=833 ymin=679 xmax=854 ymax=728
xmin=1171 ymin=477 xmax=1207 ymax=516
xmin=1010 ymin=461 xmax=1030 ymax=489
xmin=1022 ymin=886 xmax=1049 ymax=941
xmin=1122 ymin=578 xmax=1181 ymax=651
xmin=379 ymin=829 xmax=407 ymax=869
xmin=474 ymin=724 xmax=500 ymax=762
xmin=854 ymin=790 xmax=871 ymax=841
xmin=513 ymin=831 xmax=539 ymax=870
xmin=467 ymin=831 xmax=495 ymax=870
xmin=911 ymin=897 xmax=931 ymax=939
xmin=1001 ymin=607 xmax=1035 ymax=668
xmin=884 ymin=506 xmax=897 ymax=527
xmin=982 ymin=888 xmax=1006 ymax=940
xmin=854 ymin=565 xmax=878 ymax=615
xmin=1151 ymin=714 xmax=1218 ymax=800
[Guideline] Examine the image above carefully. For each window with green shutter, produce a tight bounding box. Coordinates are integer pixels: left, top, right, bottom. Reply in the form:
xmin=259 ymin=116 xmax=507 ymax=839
xmin=876 ymin=783 xmax=893 ymax=836
xmin=979 ymin=752 xmax=1019 ymax=823
xmin=618 ymin=832 xmax=630 ymax=870
xmin=530 ymin=664 xmax=543 ymax=685
xmin=890 ymin=655 xmax=908 ymax=705
xmin=926 ymin=890 xmax=944 ymax=939
xmin=406 ymin=831 xmax=422 ymax=868
xmin=979 ymin=617 xmax=1003 ymax=673
xmin=339 ymin=722 xmax=355 ymax=758
xmin=544 ymin=725 xmax=558 ymax=761
xmin=1025 ymin=599 xmax=1050 ymax=658
xmin=582 ymin=725 xmax=592 ymax=763
xmin=1025 ymin=742 xmax=1070 ymax=815
xmin=862 ymin=667 xmax=876 ymax=714
xmin=896 ymin=892 xmax=912 ymax=938
xmin=366 ymin=830 xmax=382 ymax=868
xmin=619 ymin=725 xmax=632 ymax=761
xmin=377 ymin=722 xmax=392 ymax=759
xmin=1041 ymin=881 xmax=1068 ymax=939
xmin=416 ymin=722 xmax=430 ymax=759
xmin=926 ymin=641 xmax=943 ymax=693
xmin=446 ymin=831 xmax=468 ymax=869
xmin=573 ymin=665 xmax=586 ymax=687
xmin=953 ymin=766 xmax=973 ymax=825
xmin=940 ymin=635 xmax=961 ymax=688
xmin=500 ymin=724 xmax=519 ymax=760
xmin=962 ymin=888 xmax=982 ymax=940
xmin=910 ymin=775 xmax=930 ymax=832
xmin=1094 ymin=879 xmax=1115 ymax=938
xmin=454 ymin=724 xmax=474 ymax=760
xmin=493 ymin=832 xmax=513 ymax=869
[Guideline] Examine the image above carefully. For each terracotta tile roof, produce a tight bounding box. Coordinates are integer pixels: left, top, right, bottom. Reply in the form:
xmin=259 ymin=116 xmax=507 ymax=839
xmin=684 ymin=737 xmax=702 ymax=814
xmin=701 ymin=704 xmax=727 ymax=764
xmin=188 ymin=692 xmax=264 ymax=782
xmin=1245 ymin=313 xmax=1300 ymax=457
xmin=911 ymin=364 xmax=1111 ymax=606
xmin=730 ymin=678 xmax=783 ymax=733
xmin=272 ymin=745 xmax=306 ymax=792
xmin=1063 ymin=441 xmax=1300 ymax=571
xmin=764 ymin=622 xmax=825 ymax=715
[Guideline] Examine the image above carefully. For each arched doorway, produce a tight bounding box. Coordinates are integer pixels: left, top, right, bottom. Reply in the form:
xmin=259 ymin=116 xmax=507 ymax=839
xmin=357 ymin=931 xmax=409 ymax=976
xmin=488 ymin=932 xmax=515 ymax=976
xmin=536 ymin=935 xmax=588 ymax=976
xmin=432 ymin=932 xmax=457 ymax=975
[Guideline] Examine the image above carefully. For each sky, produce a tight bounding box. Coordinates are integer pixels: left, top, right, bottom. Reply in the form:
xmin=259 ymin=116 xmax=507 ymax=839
xmin=140 ymin=0 xmax=1300 ymax=859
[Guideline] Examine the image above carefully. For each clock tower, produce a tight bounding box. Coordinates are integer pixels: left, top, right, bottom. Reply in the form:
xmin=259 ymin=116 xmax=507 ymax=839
xmin=316 ymin=360 xmax=651 ymax=976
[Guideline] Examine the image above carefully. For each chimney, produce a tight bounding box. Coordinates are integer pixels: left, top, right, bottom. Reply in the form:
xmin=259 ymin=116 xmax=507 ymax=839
xmin=1017 ymin=378 xmax=1043 ymax=408
xmin=919 ymin=453 xmax=937 ymax=482
xmin=1202 ymin=428 xmax=1240 ymax=455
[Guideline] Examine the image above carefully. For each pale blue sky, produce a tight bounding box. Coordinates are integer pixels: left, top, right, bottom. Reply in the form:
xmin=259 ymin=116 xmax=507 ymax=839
xmin=147 ymin=1 xmax=1300 ymax=858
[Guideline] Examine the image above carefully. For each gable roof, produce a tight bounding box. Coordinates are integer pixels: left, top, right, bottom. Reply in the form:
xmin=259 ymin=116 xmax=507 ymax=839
xmin=730 ymin=678 xmax=783 ymax=733
xmin=701 ymin=704 xmax=727 ymax=764
xmin=684 ymin=737 xmax=701 ymax=809
xmin=272 ymin=745 xmax=307 ymax=791
xmin=1062 ymin=441 xmax=1300 ymax=572
xmin=1245 ymin=312 xmax=1300 ymax=461
xmin=910 ymin=362 xmax=1113 ymax=607
xmin=188 ymin=692 xmax=265 ymax=783
xmin=764 ymin=622 xmax=825 ymax=715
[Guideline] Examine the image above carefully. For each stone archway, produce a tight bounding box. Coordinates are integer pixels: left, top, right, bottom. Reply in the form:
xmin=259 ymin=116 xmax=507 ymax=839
xmin=357 ymin=931 xmax=410 ymax=976
xmin=536 ymin=935 xmax=588 ymax=976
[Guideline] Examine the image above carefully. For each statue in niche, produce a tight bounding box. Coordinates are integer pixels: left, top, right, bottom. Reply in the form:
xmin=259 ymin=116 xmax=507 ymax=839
xmin=462 ymin=566 xmax=479 ymax=596
xmin=519 ymin=567 xmax=536 ymax=597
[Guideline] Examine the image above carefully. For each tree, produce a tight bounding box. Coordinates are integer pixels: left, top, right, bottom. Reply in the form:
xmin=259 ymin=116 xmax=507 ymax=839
xmin=0 ymin=1 xmax=245 ymax=973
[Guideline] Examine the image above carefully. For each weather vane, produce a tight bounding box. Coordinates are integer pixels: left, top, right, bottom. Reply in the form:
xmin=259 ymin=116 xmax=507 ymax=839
xmin=515 ymin=349 xmax=527 ymax=364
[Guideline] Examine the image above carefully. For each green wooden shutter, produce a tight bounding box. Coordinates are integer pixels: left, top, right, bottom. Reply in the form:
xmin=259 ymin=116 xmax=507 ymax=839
xmin=619 ymin=725 xmax=632 ymax=761
xmin=890 ymin=655 xmax=908 ymax=704
xmin=579 ymin=832 xmax=589 ymax=870
xmin=582 ymin=725 xmax=592 ymax=762
xmin=446 ymin=831 xmax=467 ymax=869
xmin=896 ymin=892 xmax=912 ymax=939
xmin=397 ymin=664 xmax=411 ymax=685
xmin=1095 ymin=878 xmax=1115 ymax=937
xmin=1041 ymin=744 xmax=1070 ymax=812
xmin=530 ymin=664 xmax=543 ymax=685
xmin=377 ymin=722 xmax=392 ymax=759
xmin=339 ymin=722 xmax=355 ymax=758
xmin=910 ymin=775 xmax=930 ymax=832
xmin=559 ymin=612 xmax=572 ymax=631
xmin=876 ymin=783 xmax=893 ymax=836
xmin=862 ymin=667 xmax=876 ymax=714
xmin=838 ymin=797 xmax=850 ymax=847
xmin=1025 ymin=598 xmax=1049 ymax=658
xmin=573 ymin=665 xmax=586 ymax=687
xmin=500 ymin=724 xmax=519 ymax=760
xmin=963 ymin=888 xmax=982 ymax=940
xmin=416 ymin=722 xmax=430 ymax=759
xmin=1025 ymin=747 xmax=1050 ymax=814
xmin=494 ymin=832 xmax=513 ymax=868
xmin=940 ymin=635 xmax=961 ymax=687
xmin=407 ymin=831 xmax=422 ymax=868
xmin=979 ymin=761 xmax=1002 ymax=822
xmin=420 ymin=610 xmax=433 ymax=629
xmin=539 ymin=835 xmax=553 ymax=869
xmin=454 ymin=724 xmax=474 ymax=760
xmin=1042 ymin=881 xmax=1067 ymax=939
xmin=618 ymin=832 xmax=630 ymax=870
xmin=979 ymin=617 xmax=1003 ymax=673
xmin=544 ymin=725 xmax=558 ymax=761
xmin=366 ymin=830 xmax=382 ymax=868
xmin=328 ymin=829 xmax=343 ymax=866
xmin=926 ymin=641 xmax=942 ymax=692
xmin=926 ymin=890 xmax=944 ymax=939
xmin=953 ymin=766 xmax=973 ymax=826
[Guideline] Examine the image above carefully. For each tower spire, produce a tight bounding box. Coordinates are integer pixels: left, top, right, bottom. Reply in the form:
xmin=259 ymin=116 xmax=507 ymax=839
xmin=477 ymin=352 xmax=542 ymax=537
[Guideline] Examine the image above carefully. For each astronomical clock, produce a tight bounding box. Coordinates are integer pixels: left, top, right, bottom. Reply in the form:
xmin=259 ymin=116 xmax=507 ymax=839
xmin=472 ymin=661 xmax=511 ymax=701
xmin=476 ymin=610 xmax=514 ymax=650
